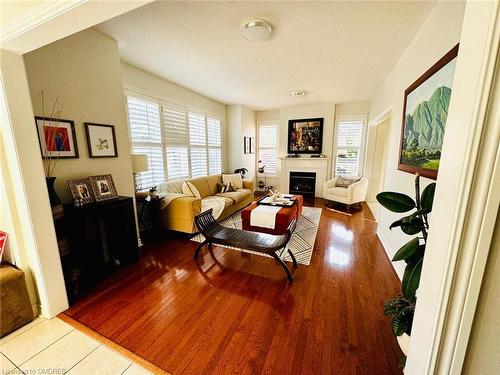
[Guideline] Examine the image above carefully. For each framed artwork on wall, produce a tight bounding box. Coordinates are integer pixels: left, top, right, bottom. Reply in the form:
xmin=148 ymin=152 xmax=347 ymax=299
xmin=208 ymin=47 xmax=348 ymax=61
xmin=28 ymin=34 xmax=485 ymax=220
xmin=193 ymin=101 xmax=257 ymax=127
xmin=249 ymin=137 xmax=255 ymax=154
xmin=35 ymin=116 xmax=79 ymax=158
xmin=287 ymin=118 xmax=323 ymax=154
xmin=398 ymin=44 xmax=459 ymax=180
xmin=67 ymin=177 xmax=94 ymax=205
xmin=89 ymin=174 xmax=118 ymax=201
xmin=84 ymin=122 xmax=118 ymax=158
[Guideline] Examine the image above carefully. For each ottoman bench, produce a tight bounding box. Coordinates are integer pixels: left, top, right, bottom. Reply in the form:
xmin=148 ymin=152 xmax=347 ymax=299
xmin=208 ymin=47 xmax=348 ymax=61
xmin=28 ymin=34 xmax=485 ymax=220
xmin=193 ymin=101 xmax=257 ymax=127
xmin=241 ymin=195 xmax=303 ymax=235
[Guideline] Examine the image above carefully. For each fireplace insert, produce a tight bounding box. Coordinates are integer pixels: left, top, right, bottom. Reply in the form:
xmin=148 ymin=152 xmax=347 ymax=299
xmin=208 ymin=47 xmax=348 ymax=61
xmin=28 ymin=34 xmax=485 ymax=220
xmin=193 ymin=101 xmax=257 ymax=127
xmin=289 ymin=172 xmax=316 ymax=198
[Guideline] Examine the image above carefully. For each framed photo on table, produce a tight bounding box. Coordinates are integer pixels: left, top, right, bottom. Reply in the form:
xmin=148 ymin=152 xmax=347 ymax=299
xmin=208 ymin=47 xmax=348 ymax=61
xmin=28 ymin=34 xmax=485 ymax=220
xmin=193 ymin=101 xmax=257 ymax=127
xmin=89 ymin=174 xmax=118 ymax=202
xmin=67 ymin=177 xmax=94 ymax=205
xmin=84 ymin=122 xmax=118 ymax=158
xmin=35 ymin=116 xmax=79 ymax=158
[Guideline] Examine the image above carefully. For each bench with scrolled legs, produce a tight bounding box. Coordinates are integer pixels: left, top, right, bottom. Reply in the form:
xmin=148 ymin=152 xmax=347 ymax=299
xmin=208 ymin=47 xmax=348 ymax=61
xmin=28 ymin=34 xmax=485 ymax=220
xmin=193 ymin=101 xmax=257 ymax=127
xmin=194 ymin=209 xmax=297 ymax=282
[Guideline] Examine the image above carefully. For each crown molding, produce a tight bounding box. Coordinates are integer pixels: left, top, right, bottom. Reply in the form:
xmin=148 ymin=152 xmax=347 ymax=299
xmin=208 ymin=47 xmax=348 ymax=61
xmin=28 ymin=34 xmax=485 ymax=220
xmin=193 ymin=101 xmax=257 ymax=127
xmin=1 ymin=0 xmax=86 ymax=45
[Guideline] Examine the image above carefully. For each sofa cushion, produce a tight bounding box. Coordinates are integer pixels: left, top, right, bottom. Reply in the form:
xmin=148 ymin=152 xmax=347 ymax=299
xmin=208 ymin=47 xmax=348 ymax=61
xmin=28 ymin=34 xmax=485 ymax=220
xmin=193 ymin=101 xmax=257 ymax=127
xmin=222 ymin=173 xmax=243 ymax=189
xmin=327 ymin=187 xmax=349 ymax=197
xmin=216 ymin=188 xmax=251 ymax=204
xmin=187 ymin=177 xmax=212 ymax=198
xmin=205 ymin=174 xmax=222 ymax=195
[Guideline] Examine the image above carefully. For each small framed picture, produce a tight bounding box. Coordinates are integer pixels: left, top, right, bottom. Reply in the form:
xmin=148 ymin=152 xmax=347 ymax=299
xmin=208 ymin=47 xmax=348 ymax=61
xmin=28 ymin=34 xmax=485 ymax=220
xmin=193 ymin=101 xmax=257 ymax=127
xmin=67 ymin=177 xmax=94 ymax=205
xmin=35 ymin=116 xmax=79 ymax=158
xmin=249 ymin=137 xmax=255 ymax=154
xmin=89 ymin=174 xmax=118 ymax=201
xmin=244 ymin=136 xmax=251 ymax=154
xmin=84 ymin=122 xmax=118 ymax=158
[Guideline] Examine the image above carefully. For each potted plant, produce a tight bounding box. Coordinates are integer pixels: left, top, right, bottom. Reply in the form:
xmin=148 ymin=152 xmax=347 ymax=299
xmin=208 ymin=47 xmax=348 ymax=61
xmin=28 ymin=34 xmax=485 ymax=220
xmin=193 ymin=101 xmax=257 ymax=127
xmin=376 ymin=174 xmax=436 ymax=357
xmin=234 ymin=168 xmax=248 ymax=178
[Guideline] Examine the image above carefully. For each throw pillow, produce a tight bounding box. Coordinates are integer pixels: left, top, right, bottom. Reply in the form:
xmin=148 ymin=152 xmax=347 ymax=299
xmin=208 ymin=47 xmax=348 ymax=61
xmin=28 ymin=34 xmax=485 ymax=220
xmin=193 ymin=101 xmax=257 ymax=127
xmin=335 ymin=177 xmax=361 ymax=188
xmin=186 ymin=181 xmax=201 ymax=199
xmin=222 ymin=173 xmax=243 ymax=189
xmin=217 ymin=182 xmax=235 ymax=193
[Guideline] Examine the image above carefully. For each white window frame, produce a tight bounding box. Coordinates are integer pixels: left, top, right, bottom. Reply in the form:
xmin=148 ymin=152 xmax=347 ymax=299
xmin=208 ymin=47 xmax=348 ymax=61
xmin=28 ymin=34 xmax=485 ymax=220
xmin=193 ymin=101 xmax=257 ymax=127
xmin=257 ymin=120 xmax=280 ymax=177
xmin=124 ymin=88 xmax=223 ymax=185
xmin=332 ymin=114 xmax=368 ymax=178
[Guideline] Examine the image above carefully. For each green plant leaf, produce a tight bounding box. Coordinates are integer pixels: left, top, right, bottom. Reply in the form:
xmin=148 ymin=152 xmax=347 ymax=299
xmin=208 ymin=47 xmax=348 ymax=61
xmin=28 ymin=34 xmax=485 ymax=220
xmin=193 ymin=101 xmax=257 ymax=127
xmin=392 ymin=238 xmax=420 ymax=261
xmin=405 ymin=245 xmax=425 ymax=264
xmin=402 ymin=259 xmax=423 ymax=299
xmin=421 ymin=183 xmax=436 ymax=211
xmin=376 ymin=192 xmax=416 ymax=213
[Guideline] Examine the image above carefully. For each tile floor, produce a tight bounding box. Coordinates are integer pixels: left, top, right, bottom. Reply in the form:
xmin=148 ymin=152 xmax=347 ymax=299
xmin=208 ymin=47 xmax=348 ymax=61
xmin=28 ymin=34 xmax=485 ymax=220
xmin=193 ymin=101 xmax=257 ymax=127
xmin=0 ymin=317 xmax=153 ymax=374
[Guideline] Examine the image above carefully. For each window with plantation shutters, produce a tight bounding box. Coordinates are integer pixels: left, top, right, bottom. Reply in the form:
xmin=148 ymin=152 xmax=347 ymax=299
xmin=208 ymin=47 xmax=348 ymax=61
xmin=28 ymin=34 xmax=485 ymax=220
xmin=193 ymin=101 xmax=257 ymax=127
xmin=334 ymin=117 xmax=366 ymax=177
xmin=126 ymin=91 xmax=223 ymax=184
xmin=163 ymin=102 xmax=190 ymax=180
xmin=126 ymin=96 xmax=164 ymax=189
xmin=258 ymin=122 xmax=278 ymax=174
xmin=207 ymin=117 xmax=222 ymax=175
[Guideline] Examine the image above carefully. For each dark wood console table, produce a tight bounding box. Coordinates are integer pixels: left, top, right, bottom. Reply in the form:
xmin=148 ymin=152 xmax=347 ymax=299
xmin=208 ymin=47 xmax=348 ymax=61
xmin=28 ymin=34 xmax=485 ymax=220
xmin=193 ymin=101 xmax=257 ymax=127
xmin=62 ymin=196 xmax=139 ymax=303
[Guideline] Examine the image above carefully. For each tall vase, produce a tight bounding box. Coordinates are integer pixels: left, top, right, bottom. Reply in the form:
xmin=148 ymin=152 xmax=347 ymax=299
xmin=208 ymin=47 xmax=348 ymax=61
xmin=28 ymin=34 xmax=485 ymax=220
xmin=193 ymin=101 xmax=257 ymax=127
xmin=45 ymin=176 xmax=61 ymax=207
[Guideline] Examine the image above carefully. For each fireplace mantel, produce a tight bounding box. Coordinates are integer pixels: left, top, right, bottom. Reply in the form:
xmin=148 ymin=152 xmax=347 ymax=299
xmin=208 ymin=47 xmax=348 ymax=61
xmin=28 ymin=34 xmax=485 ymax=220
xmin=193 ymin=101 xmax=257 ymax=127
xmin=280 ymin=157 xmax=331 ymax=198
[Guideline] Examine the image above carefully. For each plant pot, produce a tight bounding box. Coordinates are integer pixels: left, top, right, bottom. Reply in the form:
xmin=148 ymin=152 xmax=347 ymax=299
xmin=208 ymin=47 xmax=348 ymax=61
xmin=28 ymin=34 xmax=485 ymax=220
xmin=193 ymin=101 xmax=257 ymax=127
xmin=45 ymin=177 xmax=61 ymax=206
xmin=397 ymin=333 xmax=410 ymax=356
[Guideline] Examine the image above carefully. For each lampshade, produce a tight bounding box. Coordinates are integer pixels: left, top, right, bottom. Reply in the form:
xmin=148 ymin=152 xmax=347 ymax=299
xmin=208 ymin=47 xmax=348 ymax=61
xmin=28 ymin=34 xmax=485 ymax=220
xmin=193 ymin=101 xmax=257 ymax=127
xmin=131 ymin=154 xmax=149 ymax=173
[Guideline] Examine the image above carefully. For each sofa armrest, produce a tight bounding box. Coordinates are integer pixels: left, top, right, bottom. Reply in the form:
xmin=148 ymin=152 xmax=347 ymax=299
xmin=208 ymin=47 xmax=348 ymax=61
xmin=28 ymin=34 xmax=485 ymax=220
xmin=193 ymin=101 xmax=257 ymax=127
xmin=159 ymin=196 xmax=201 ymax=233
xmin=324 ymin=177 xmax=338 ymax=191
xmin=242 ymin=179 xmax=253 ymax=191
xmin=347 ymin=178 xmax=368 ymax=202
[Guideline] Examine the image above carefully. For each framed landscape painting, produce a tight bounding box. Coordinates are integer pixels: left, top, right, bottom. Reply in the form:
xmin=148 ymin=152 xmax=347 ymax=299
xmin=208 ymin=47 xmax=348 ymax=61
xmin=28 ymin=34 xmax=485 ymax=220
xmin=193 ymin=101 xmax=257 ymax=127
xmin=398 ymin=44 xmax=459 ymax=180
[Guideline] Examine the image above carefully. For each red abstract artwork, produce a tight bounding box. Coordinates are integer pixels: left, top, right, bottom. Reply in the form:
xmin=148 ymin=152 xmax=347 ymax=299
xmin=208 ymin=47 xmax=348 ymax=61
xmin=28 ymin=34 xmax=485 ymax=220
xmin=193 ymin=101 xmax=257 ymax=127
xmin=44 ymin=126 xmax=70 ymax=152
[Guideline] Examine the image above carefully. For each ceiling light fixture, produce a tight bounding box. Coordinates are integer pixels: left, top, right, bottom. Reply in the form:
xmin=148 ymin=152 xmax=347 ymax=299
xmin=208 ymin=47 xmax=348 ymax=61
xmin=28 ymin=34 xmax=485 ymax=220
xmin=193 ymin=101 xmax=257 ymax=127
xmin=241 ymin=18 xmax=273 ymax=42
xmin=289 ymin=90 xmax=307 ymax=97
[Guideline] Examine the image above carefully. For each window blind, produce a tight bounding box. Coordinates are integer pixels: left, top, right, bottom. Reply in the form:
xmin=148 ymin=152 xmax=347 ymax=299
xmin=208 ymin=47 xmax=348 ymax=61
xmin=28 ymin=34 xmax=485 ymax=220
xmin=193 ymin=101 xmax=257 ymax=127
xmin=335 ymin=119 xmax=364 ymax=177
xmin=127 ymin=96 xmax=164 ymax=190
xmin=126 ymin=93 xmax=223 ymax=183
xmin=258 ymin=123 xmax=278 ymax=174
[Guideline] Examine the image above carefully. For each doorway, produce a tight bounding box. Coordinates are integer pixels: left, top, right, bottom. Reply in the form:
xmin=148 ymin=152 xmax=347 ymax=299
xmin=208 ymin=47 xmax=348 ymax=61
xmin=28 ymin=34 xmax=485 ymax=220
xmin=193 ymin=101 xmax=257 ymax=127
xmin=365 ymin=117 xmax=391 ymax=220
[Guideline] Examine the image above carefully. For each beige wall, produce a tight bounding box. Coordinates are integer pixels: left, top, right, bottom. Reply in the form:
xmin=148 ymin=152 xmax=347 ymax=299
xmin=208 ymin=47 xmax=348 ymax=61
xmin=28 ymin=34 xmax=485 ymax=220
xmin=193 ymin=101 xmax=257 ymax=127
xmin=462 ymin=216 xmax=500 ymax=374
xmin=369 ymin=1 xmax=466 ymax=277
xmin=24 ymin=28 xmax=135 ymax=204
xmin=1 ymin=50 xmax=68 ymax=317
xmin=226 ymin=104 xmax=256 ymax=180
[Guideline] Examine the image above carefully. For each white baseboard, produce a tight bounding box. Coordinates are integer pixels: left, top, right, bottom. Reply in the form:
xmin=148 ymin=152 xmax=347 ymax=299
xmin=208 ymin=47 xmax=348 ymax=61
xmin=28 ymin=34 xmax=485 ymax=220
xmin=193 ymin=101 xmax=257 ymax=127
xmin=376 ymin=228 xmax=404 ymax=280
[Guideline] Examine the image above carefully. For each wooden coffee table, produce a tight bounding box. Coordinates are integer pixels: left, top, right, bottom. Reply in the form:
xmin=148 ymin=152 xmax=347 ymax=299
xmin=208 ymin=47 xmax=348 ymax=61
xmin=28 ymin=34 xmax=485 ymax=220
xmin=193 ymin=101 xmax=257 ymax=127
xmin=241 ymin=195 xmax=303 ymax=235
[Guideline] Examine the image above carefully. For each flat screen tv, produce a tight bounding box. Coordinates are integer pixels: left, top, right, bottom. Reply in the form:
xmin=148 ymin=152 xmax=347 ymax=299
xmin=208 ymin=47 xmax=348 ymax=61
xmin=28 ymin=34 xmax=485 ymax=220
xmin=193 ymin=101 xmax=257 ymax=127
xmin=287 ymin=118 xmax=323 ymax=154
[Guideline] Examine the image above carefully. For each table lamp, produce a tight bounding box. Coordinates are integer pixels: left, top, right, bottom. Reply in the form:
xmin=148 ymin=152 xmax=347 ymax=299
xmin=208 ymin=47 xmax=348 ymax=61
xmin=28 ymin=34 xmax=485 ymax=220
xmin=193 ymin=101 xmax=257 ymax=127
xmin=131 ymin=154 xmax=149 ymax=192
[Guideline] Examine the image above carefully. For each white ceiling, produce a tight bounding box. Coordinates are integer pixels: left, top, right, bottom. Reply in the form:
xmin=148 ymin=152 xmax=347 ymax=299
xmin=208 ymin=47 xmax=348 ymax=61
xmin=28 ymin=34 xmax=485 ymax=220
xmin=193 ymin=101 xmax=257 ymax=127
xmin=98 ymin=1 xmax=436 ymax=110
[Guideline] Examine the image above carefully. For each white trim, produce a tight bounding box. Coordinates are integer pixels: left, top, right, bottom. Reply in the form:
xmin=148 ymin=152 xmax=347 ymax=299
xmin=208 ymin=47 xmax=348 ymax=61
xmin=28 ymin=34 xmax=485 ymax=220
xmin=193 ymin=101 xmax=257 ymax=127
xmin=434 ymin=5 xmax=500 ymax=373
xmin=1 ymin=0 xmax=86 ymax=44
xmin=376 ymin=229 xmax=404 ymax=280
xmin=368 ymin=106 xmax=392 ymax=127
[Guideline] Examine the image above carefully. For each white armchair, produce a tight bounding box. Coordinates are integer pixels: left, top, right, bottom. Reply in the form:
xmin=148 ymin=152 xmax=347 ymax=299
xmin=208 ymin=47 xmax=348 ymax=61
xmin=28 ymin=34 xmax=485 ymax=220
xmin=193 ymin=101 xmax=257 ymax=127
xmin=323 ymin=177 xmax=368 ymax=206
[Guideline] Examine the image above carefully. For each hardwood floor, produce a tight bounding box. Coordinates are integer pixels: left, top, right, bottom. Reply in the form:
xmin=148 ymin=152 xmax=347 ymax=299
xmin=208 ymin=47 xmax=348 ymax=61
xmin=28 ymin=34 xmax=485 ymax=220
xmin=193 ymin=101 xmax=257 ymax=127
xmin=63 ymin=200 xmax=403 ymax=374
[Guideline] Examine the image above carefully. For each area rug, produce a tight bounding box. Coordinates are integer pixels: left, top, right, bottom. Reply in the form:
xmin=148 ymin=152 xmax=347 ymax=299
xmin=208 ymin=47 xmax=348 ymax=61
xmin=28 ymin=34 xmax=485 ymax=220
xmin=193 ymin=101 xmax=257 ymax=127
xmin=191 ymin=206 xmax=322 ymax=265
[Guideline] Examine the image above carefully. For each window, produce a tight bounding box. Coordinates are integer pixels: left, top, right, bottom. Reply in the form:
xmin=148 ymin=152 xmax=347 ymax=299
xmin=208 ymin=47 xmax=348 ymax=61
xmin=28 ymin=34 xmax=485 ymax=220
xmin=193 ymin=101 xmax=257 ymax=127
xmin=258 ymin=121 xmax=278 ymax=175
xmin=334 ymin=116 xmax=366 ymax=177
xmin=125 ymin=92 xmax=223 ymax=188
xmin=126 ymin=96 xmax=164 ymax=189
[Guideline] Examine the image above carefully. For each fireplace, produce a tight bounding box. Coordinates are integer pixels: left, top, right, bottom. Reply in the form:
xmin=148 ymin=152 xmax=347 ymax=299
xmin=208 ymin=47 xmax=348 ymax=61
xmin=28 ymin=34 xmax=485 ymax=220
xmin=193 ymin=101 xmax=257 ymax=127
xmin=289 ymin=172 xmax=316 ymax=198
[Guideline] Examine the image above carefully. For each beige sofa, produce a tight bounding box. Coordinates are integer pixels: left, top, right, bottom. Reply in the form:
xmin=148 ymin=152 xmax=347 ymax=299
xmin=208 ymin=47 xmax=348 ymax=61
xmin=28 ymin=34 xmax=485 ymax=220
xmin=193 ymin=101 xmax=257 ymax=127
xmin=158 ymin=174 xmax=253 ymax=234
